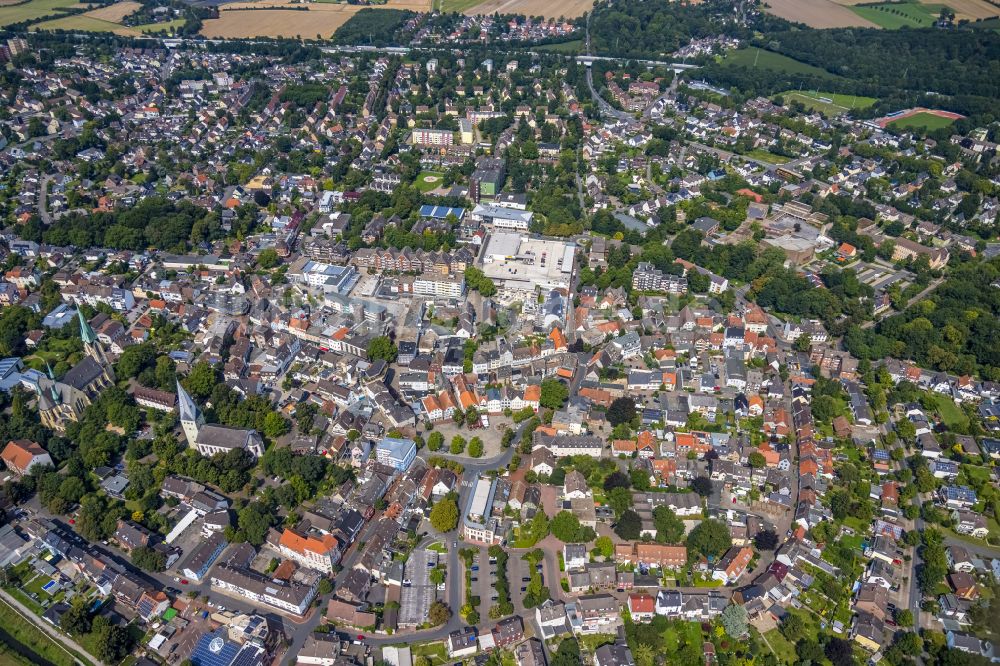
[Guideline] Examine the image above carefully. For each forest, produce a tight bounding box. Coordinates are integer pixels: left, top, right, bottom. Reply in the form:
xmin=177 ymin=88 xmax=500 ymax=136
xmin=38 ymin=197 xmax=223 ymax=251
xmin=844 ymin=257 xmax=1000 ymax=380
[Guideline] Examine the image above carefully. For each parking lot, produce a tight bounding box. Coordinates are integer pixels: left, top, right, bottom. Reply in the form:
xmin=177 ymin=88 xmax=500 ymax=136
xmin=399 ymin=548 xmax=439 ymax=627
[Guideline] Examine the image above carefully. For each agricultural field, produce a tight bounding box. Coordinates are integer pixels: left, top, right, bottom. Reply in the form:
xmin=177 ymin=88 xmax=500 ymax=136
xmin=779 ymin=90 xmax=878 ymax=115
xmin=761 ymin=0 xmax=877 ymax=27
xmin=888 ymin=110 xmax=959 ymax=131
xmin=200 ymin=7 xmax=356 ymax=38
xmin=83 ymin=0 xmax=138 ymax=21
xmin=721 ymin=48 xmax=841 ymax=80
xmin=0 ymin=0 xmax=87 ymax=27
xmin=847 ymin=0 xmax=947 ymax=28
xmin=33 ymin=13 xmax=140 ymax=34
xmin=438 ymin=0 xmax=483 ymax=12
xmin=134 ymin=17 xmax=185 ymax=32
xmin=200 ymin=0 xmax=427 ymax=38
xmin=834 ymin=0 xmax=999 ymax=20
xmin=462 ymin=0 xmax=592 ymax=18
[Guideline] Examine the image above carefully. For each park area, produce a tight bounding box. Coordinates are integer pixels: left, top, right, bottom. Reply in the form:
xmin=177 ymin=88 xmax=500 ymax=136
xmin=414 ymin=171 xmax=445 ymax=193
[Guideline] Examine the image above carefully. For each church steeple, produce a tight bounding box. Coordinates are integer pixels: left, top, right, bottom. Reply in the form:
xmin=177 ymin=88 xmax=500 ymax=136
xmin=77 ymin=309 xmax=111 ymax=370
xmin=176 ymin=380 xmax=204 ymax=446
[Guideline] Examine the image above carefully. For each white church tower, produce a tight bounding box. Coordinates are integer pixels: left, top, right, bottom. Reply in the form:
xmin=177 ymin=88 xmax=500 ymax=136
xmin=176 ymin=380 xmax=204 ymax=446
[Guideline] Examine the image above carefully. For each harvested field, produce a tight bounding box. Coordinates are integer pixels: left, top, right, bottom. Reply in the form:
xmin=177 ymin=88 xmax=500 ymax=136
xmin=762 ymin=0 xmax=877 ymax=27
xmin=464 ymin=0 xmax=591 ymax=18
xmin=82 ymin=0 xmax=138 ymax=21
xmin=220 ymin=0 xmax=429 ymax=10
xmin=200 ymin=7 xmax=358 ymax=37
xmin=33 ymin=12 xmax=140 ymax=32
xmin=0 ymin=0 xmax=29 ymax=6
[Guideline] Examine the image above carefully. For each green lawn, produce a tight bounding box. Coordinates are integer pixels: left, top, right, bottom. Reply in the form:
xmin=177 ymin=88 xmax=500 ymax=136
xmin=849 ymin=1 xmax=945 ymax=28
xmin=763 ymin=629 xmax=797 ymax=663
xmin=134 ymin=18 xmax=185 ymax=33
xmin=0 ymin=596 xmax=85 ymax=666
xmin=744 ymin=149 xmax=789 ymax=165
xmin=536 ymin=39 xmax=583 ymax=54
xmin=413 ymin=171 xmax=445 ymax=193
xmin=779 ymin=90 xmax=877 ymax=115
xmin=888 ymin=111 xmax=957 ymax=131
xmin=928 ymin=392 xmax=969 ymax=429
xmin=437 ymin=0 xmax=484 ymax=12
xmin=32 ymin=14 xmax=131 ymax=32
xmin=0 ymin=0 xmax=83 ymax=27
xmin=410 ymin=641 xmax=448 ymax=666
xmin=721 ymin=48 xmax=840 ymax=80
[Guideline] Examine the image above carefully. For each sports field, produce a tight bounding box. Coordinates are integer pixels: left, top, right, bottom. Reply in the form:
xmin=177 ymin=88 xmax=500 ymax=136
xmin=0 ymin=0 xmax=86 ymax=27
xmin=888 ymin=110 xmax=959 ymax=131
xmin=779 ymin=90 xmax=877 ymax=115
xmin=462 ymin=0 xmax=591 ymax=18
xmin=722 ymin=48 xmax=840 ymax=80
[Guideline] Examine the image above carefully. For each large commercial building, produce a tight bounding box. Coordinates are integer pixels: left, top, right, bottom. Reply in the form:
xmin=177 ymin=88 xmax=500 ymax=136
xmin=477 ymin=233 xmax=576 ymax=304
xmin=374 ymin=437 xmax=417 ymax=471
xmin=412 ymin=128 xmax=454 ymax=147
xmin=631 ymin=262 xmax=687 ymax=294
xmin=462 ymin=475 xmax=504 ymax=545
xmin=210 ymin=564 xmax=318 ymax=616
xmin=277 ymin=528 xmax=340 ymax=574
xmin=470 ymin=204 xmax=534 ymax=232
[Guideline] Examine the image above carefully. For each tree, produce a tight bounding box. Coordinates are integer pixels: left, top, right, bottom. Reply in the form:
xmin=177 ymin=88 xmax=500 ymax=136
xmin=184 ymin=361 xmax=217 ymax=400
xmin=747 ymin=451 xmax=767 ymax=469
xmin=450 ymin=436 xmax=466 ymax=455
xmin=780 ymin=613 xmax=807 ymax=642
xmin=95 ymin=624 xmax=132 ymax=663
xmin=427 ymin=431 xmax=443 ymax=451
xmin=318 ymin=578 xmax=334 ymax=595
xmin=428 ymin=601 xmax=450 ymax=626
xmin=824 ymin=638 xmax=854 ymax=666
xmin=687 ymin=519 xmax=732 ymax=560
xmin=720 ymin=603 xmax=748 ymax=638
xmin=608 ymin=397 xmax=636 ymax=426
xmin=429 ymin=567 xmax=446 ymax=586
xmin=594 ymin=536 xmax=614 ymax=558
xmin=551 ymin=511 xmax=593 ymax=542
xmin=633 ymin=644 xmax=655 ymax=666
xmin=690 ymin=476 xmax=713 ymax=497
xmin=895 ymin=608 xmax=913 ymax=627
xmin=552 ymin=639 xmax=581 ymax=666
xmin=607 ymin=487 xmax=633 ymax=518
xmin=468 ymin=437 xmax=484 ymax=458
xmin=603 ymin=470 xmax=631 ymax=491
xmin=754 ymin=529 xmax=779 ymax=551
xmin=367 ymin=336 xmax=398 ymax=362
xmin=131 ymin=546 xmax=167 ymax=572
xmin=60 ymin=601 xmax=92 ymax=635
xmin=257 ymin=248 xmax=279 ymax=269
xmin=653 ymin=505 xmax=685 ymax=543
xmin=614 ymin=509 xmax=642 ymax=540
xmin=539 ymin=378 xmax=569 ymax=410
xmin=429 ymin=499 xmax=459 ymax=532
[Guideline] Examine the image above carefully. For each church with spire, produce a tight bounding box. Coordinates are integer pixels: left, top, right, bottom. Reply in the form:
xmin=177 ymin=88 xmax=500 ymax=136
xmin=175 ymin=380 xmax=264 ymax=459
xmin=36 ymin=311 xmax=116 ymax=432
